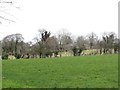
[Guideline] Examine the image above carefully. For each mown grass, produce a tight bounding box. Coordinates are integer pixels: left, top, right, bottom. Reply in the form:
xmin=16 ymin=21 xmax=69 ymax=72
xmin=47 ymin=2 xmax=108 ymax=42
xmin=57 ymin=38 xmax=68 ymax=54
xmin=2 ymin=54 xmax=118 ymax=88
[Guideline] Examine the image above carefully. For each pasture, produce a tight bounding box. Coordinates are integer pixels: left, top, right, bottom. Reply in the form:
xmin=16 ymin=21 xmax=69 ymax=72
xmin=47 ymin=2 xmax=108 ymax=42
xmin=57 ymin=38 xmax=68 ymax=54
xmin=2 ymin=54 xmax=118 ymax=88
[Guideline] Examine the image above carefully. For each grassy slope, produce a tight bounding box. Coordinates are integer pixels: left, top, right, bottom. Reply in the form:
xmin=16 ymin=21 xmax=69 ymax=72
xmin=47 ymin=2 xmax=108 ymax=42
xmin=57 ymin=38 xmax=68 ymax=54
xmin=2 ymin=54 xmax=118 ymax=88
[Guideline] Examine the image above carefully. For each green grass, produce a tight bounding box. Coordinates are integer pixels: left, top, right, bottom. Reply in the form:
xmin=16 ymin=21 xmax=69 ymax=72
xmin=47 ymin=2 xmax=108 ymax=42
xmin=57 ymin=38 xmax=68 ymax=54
xmin=2 ymin=54 xmax=118 ymax=88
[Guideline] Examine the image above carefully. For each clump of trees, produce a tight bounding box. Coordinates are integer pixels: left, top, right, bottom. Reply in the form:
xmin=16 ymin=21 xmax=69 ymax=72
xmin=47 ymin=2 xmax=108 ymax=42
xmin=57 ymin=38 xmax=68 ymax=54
xmin=0 ymin=1 xmax=119 ymax=59
xmin=1 ymin=29 xmax=119 ymax=60
xmin=33 ymin=29 xmax=59 ymax=58
xmin=2 ymin=33 xmax=24 ymax=59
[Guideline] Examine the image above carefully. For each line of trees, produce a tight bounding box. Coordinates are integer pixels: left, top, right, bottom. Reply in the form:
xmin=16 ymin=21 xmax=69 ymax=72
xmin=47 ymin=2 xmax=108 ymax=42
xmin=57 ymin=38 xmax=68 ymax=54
xmin=1 ymin=29 xmax=119 ymax=59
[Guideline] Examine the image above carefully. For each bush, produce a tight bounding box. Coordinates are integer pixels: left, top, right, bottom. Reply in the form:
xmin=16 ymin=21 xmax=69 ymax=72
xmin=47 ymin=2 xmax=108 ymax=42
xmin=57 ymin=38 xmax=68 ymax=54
xmin=2 ymin=54 xmax=8 ymax=60
xmin=54 ymin=51 xmax=59 ymax=57
xmin=15 ymin=54 xmax=21 ymax=59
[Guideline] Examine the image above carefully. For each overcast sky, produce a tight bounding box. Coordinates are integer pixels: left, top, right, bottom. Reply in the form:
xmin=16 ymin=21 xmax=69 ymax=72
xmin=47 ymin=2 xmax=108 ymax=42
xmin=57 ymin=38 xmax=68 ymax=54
xmin=0 ymin=0 xmax=119 ymax=42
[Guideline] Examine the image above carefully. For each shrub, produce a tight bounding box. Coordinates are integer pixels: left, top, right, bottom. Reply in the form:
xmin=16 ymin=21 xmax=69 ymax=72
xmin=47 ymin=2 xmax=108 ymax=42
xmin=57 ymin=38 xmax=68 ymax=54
xmin=15 ymin=54 xmax=21 ymax=59
xmin=2 ymin=54 xmax=8 ymax=60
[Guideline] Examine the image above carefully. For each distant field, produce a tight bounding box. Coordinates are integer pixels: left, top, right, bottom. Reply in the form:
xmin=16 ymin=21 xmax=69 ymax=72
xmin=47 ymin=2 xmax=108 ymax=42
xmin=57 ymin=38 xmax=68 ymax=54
xmin=2 ymin=54 xmax=118 ymax=88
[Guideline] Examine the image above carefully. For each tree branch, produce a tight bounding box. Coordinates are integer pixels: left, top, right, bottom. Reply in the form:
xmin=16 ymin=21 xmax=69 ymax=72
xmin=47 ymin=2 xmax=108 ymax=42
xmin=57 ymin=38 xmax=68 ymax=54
xmin=0 ymin=1 xmax=13 ymax=4
xmin=0 ymin=16 xmax=15 ymax=23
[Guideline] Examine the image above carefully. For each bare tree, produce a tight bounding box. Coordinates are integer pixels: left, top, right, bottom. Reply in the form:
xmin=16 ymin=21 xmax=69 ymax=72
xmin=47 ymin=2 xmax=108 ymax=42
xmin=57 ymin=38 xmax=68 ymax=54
xmin=34 ymin=29 xmax=51 ymax=58
xmin=102 ymin=32 xmax=116 ymax=54
xmin=76 ymin=36 xmax=86 ymax=50
xmin=46 ymin=36 xmax=58 ymax=52
xmin=87 ymin=32 xmax=98 ymax=49
xmin=56 ymin=29 xmax=73 ymax=51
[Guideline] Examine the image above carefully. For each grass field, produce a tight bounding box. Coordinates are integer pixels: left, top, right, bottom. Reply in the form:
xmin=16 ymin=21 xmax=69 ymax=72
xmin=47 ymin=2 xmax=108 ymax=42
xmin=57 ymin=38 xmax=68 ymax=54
xmin=2 ymin=54 xmax=118 ymax=88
